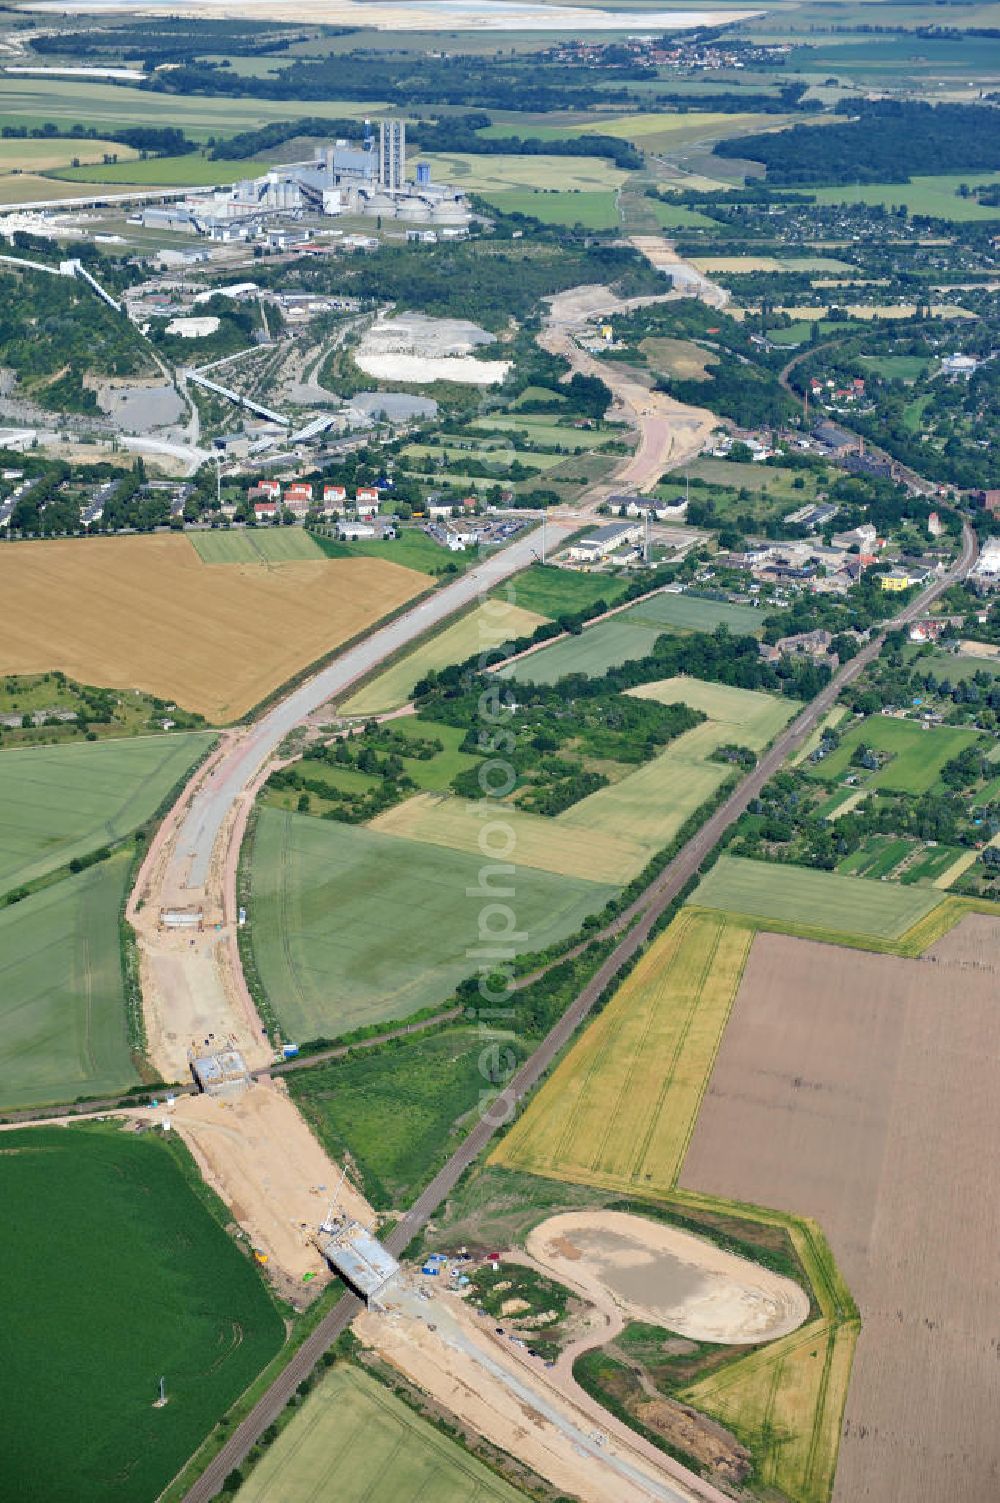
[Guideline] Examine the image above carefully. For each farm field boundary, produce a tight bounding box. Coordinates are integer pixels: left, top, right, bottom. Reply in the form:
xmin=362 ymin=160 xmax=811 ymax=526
xmin=490 ymin=906 xmax=859 ymax=1503
xmin=0 ymin=730 xmax=215 ymax=894
xmin=0 ymin=535 xmax=430 ymax=723
xmin=0 ymin=1123 xmax=284 ymax=1503
xmin=247 ymin=808 xmax=616 ymax=1039
xmin=233 ymin=1360 xmax=527 ymax=1503
xmin=340 ymin=599 xmax=548 ymax=716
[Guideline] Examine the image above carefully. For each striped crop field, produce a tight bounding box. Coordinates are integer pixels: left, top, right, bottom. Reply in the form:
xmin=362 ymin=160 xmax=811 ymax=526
xmin=491 ymin=910 xmax=753 ymax=1198
xmin=0 ymin=731 xmax=213 ymax=893
xmin=235 ymin=1363 xmax=527 ymax=1503
xmin=248 ymin=809 xmax=616 ymax=1038
xmin=187 ymin=529 xmax=327 ymax=565
xmin=374 ymin=681 xmax=794 ymax=885
xmin=691 ymin=855 xmax=942 ymax=946
xmin=0 ymin=854 xmax=137 ymax=1110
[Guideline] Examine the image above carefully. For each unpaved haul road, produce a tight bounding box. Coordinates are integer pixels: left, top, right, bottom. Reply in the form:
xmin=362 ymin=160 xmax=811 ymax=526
xmin=174 ymin=522 xmax=575 ymax=890
xmin=539 ymin=254 xmax=721 ymax=504
xmin=182 ymin=526 xmax=975 ymax=1503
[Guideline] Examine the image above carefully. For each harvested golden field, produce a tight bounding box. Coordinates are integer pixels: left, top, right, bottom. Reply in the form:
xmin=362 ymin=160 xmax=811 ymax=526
xmin=492 ymin=910 xmax=753 ymax=1195
xmin=370 ymin=788 xmax=648 ymax=884
xmin=680 ymin=921 xmax=1000 ymax=1503
xmin=374 ymin=682 xmax=795 ymax=885
xmin=729 ymin=302 xmax=975 ymax=324
xmin=0 ymin=535 xmax=428 ymax=722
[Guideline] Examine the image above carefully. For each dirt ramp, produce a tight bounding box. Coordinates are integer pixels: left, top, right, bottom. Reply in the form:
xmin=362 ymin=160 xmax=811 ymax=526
xmin=526 ymin=1211 xmax=809 ymax=1344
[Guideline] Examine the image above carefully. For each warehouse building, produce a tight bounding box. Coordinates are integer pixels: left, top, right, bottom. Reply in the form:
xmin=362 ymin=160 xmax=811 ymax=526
xmin=568 ymin=520 xmax=642 ymax=563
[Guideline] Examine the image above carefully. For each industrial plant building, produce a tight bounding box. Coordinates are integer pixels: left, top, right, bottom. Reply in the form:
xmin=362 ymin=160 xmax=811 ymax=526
xmin=138 ymin=118 xmax=469 ymax=240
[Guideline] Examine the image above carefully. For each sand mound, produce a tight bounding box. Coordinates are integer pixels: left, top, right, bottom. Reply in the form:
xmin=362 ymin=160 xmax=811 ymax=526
xmin=526 ymin=1210 xmax=809 ymax=1345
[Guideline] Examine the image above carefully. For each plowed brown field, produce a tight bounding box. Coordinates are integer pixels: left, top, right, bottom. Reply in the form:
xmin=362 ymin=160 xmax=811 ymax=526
xmin=680 ymin=920 xmax=1000 ymax=1503
xmin=0 ymin=535 xmax=428 ymax=721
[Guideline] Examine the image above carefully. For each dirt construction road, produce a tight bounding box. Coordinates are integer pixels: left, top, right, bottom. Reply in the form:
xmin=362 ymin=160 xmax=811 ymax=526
xmin=182 ymin=527 xmax=977 ymax=1502
xmin=356 ymin=1277 xmax=724 ymax=1503
xmin=540 ymin=274 xmax=718 ymax=499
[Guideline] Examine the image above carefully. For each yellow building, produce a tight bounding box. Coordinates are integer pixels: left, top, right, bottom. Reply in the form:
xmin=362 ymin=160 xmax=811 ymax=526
xmin=879 ymin=569 xmax=911 ymax=592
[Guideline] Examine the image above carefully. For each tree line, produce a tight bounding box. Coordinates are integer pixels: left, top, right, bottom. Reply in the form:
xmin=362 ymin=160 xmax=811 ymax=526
xmin=717 ymin=100 xmax=1000 ymax=186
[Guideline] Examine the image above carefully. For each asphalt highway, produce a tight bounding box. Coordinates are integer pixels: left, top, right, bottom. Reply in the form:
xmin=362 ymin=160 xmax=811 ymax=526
xmin=177 ymin=520 xmax=575 ymax=888
xmin=183 ymin=526 xmax=976 ymax=1503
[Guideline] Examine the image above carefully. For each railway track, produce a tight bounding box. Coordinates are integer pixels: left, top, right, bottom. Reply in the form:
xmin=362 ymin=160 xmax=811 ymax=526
xmin=181 ymin=522 xmax=977 ymax=1503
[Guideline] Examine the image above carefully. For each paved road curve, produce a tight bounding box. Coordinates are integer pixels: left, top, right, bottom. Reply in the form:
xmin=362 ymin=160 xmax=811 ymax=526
xmin=183 ymin=527 xmax=976 ymax=1503
xmin=176 ymin=521 xmax=575 ymax=888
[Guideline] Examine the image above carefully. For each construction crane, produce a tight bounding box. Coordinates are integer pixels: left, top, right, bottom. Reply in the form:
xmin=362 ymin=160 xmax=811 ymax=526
xmin=318 ymin=1161 xmax=350 ymax=1238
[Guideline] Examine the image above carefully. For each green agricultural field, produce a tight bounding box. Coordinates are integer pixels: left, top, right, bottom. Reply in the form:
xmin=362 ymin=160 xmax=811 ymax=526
xmin=511 ymin=384 xmax=565 ymax=408
xmin=494 ymin=563 xmax=631 ymax=617
xmin=811 ymin=172 xmax=1000 ymax=222
xmin=686 ymin=457 xmax=822 ymax=499
xmin=235 ymin=1363 xmax=527 ymax=1503
xmin=650 ymin=200 xmax=719 ymax=229
xmin=1 ymin=1124 xmax=283 ymax=1503
xmin=806 ymin=715 xmax=982 ymax=793
xmin=388 ymin=717 xmax=482 ymax=791
xmin=315 ymin=526 xmax=454 ymax=575
xmin=628 ymin=676 xmax=794 ymax=747
xmin=341 ymin=600 xmax=547 ymax=714
xmin=375 ymin=680 xmax=794 ymax=885
xmin=403 ymin=440 xmax=565 ymax=471
xmin=248 ymin=809 xmax=615 ymax=1038
xmin=691 ymin=855 xmax=941 ymax=944
xmin=290 ymin=1026 xmax=524 ymax=1208
xmin=901 ymin=842 xmax=967 ymax=885
xmin=51 ymin=153 xmax=275 ymax=187
xmin=470 ymin=416 xmax=615 ymax=450
xmin=837 ymin=834 xmax=914 ymax=879
xmin=903 ymin=644 xmax=1000 ymax=682
xmin=502 ymin=590 xmax=763 ymax=685
xmin=0 ymin=731 xmax=214 ymax=893
xmin=188 ymin=529 xmax=327 ymax=565
xmin=482 ymin=109 xmax=780 ymax=154
xmin=481 ymin=188 xmax=620 ymax=229
xmin=859 ymin=353 xmax=929 ymax=382
xmin=0 ymin=854 xmax=136 ymax=1109
xmin=425 ymin=151 xmax=626 ymax=193
xmin=266 ymin=719 xmax=480 ymax=818
xmin=0 ymin=77 xmax=382 ymax=140
xmin=625 ymin=591 xmax=765 ymax=634
xmin=501 ymin=618 xmax=666 ymax=684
